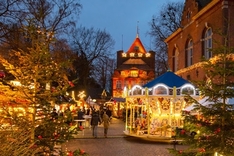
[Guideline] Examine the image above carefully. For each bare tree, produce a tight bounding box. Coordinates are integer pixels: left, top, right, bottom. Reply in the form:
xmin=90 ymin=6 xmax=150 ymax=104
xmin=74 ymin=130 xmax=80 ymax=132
xmin=93 ymin=56 xmax=116 ymax=92
xmin=0 ymin=0 xmax=82 ymax=85
xmin=0 ymin=0 xmax=82 ymax=48
xmin=149 ymin=1 xmax=183 ymax=76
xmin=0 ymin=0 xmax=19 ymax=17
xmin=72 ymin=26 xmax=115 ymax=90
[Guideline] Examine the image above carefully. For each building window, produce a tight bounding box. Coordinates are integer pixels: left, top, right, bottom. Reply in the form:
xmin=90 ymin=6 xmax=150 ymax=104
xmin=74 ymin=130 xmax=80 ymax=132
xmin=185 ymin=39 xmax=193 ymax=67
xmin=116 ymin=80 xmax=121 ymax=89
xmin=130 ymin=70 xmax=138 ymax=77
xmin=186 ymin=11 xmax=191 ymax=21
xmin=172 ymin=48 xmax=178 ymax=72
xmin=203 ymin=28 xmax=212 ymax=59
xmin=124 ymin=80 xmax=127 ymax=88
xmin=121 ymin=71 xmax=125 ymax=76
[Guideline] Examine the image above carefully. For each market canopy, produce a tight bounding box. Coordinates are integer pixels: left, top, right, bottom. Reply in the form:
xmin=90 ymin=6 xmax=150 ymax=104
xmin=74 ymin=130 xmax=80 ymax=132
xmin=111 ymin=97 xmax=126 ymax=102
xmin=184 ymin=96 xmax=234 ymax=111
xmin=143 ymin=71 xmax=191 ymax=88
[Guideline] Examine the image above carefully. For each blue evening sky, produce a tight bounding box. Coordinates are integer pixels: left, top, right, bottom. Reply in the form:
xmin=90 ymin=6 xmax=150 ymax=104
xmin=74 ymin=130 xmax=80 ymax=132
xmin=78 ymin=0 xmax=183 ymax=54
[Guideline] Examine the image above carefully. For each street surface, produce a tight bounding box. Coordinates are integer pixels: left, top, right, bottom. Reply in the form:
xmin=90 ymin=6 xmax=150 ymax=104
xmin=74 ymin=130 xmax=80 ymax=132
xmin=63 ymin=118 xmax=188 ymax=156
xmin=63 ymin=137 xmax=188 ymax=156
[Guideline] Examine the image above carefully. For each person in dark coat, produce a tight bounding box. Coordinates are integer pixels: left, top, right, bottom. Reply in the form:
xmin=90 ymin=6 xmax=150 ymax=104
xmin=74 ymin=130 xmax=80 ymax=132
xmin=77 ymin=109 xmax=84 ymax=126
xmin=91 ymin=110 xmax=101 ymax=138
xmin=106 ymin=107 xmax=112 ymax=122
xmin=86 ymin=107 xmax=91 ymax=115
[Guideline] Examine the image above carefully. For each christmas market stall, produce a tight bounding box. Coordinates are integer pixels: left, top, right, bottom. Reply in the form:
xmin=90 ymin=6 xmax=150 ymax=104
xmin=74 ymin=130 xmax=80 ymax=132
xmin=104 ymin=97 xmax=126 ymax=118
xmin=123 ymin=71 xmax=199 ymax=141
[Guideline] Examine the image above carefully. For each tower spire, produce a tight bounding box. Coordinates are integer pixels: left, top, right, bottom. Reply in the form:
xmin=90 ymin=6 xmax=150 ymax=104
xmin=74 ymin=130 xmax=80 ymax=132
xmin=136 ymin=21 xmax=139 ymax=38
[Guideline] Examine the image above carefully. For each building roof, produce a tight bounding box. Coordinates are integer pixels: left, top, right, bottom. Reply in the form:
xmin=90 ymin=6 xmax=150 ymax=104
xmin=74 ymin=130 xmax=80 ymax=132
xmin=143 ymin=71 xmax=191 ymax=88
xmin=127 ymin=36 xmax=147 ymax=53
xmin=116 ymin=64 xmax=152 ymax=71
xmin=123 ymin=58 xmax=146 ymax=65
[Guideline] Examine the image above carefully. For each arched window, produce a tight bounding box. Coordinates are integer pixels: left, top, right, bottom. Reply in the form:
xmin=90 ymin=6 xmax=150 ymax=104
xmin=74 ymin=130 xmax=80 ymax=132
xmin=181 ymin=85 xmax=195 ymax=95
xmin=132 ymin=86 xmax=142 ymax=95
xmin=185 ymin=39 xmax=193 ymax=67
xmin=172 ymin=48 xmax=179 ymax=72
xmin=203 ymin=28 xmax=212 ymax=59
xmin=154 ymin=86 xmax=167 ymax=95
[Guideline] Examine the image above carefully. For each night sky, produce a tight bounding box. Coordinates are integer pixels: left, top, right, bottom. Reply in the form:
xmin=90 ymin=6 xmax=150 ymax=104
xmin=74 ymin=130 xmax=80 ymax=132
xmin=78 ymin=0 xmax=184 ymax=54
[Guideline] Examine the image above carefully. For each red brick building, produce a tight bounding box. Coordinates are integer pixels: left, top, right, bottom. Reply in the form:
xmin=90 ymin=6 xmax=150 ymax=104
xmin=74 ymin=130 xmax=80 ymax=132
xmin=112 ymin=34 xmax=155 ymax=97
xmin=165 ymin=0 xmax=234 ymax=81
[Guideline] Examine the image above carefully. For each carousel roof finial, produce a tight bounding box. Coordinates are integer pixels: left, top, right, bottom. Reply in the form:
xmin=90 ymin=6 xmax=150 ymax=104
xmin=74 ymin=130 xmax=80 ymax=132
xmin=167 ymin=68 xmax=171 ymax=72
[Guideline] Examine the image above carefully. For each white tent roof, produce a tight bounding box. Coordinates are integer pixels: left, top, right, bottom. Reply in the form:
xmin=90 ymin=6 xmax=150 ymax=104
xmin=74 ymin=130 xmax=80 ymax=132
xmin=184 ymin=96 xmax=234 ymax=111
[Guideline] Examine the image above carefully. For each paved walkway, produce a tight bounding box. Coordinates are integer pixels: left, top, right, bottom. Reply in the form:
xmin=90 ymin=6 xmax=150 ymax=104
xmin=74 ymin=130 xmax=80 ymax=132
xmin=73 ymin=117 xmax=126 ymax=139
xmin=72 ymin=118 xmax=180 ymax=144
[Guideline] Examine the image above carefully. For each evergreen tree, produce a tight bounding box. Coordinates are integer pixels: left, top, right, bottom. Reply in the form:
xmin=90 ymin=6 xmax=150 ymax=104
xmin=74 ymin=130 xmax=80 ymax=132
xmin=0 ymin=21 xmax=75 ymax=155
xmin=169 ymin=26 xmax=234 ymax=155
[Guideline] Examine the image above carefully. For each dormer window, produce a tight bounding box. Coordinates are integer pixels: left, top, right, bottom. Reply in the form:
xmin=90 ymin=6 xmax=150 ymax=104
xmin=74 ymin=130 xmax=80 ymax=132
xmin=122 ymin=53 xmax=127 ymax=57
xmin=134 ymin=46 xmax=139 ymax=52
xmin=130 ymin=53 xmax=135 ymax=57
xmin=138 ymin=53 xmax=143 ymax=57
xmin=146 ymin=53 xmax=151 ymax=57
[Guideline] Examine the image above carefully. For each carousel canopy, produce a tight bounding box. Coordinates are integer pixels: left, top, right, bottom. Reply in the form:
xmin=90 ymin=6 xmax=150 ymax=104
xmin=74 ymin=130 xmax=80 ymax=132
xmin=143 ymin=71 xmax=191 ymax=88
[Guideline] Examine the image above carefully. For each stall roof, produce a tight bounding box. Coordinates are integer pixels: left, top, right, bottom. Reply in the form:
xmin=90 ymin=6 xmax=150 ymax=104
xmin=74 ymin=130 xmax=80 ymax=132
xmin=143 ymin=71 xmax=191 ymax=88
xmin=111 ymin=97 xmax=126 ymax=102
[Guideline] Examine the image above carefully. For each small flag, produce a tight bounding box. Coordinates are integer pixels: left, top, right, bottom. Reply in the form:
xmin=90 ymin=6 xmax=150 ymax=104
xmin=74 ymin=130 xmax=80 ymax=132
xmin=86 ymin=96 xmax=91 ymax=103
xmin=101 ymin=89 xmax=107 ymax=97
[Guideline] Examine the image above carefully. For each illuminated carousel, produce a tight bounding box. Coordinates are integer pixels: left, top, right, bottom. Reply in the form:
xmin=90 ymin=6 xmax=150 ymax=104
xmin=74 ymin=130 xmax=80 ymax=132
xmin=123 ymin=71 xmax=199 ymax=142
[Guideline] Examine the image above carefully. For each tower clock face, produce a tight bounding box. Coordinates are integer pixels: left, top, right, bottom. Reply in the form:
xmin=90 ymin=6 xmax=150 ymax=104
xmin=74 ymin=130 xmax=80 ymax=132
xmin=161 ymin=100 xmax=170 ymax=110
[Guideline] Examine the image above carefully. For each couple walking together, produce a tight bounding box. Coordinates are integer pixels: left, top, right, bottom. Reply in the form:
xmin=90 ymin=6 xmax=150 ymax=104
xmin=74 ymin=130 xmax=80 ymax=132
xmin=91 ymin=110 xmax=110 ymax=138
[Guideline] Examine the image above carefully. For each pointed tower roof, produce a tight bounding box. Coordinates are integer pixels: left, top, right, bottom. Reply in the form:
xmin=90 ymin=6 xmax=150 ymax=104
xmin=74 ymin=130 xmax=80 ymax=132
xmin=127 ymin=35 xmax=147 ymax=53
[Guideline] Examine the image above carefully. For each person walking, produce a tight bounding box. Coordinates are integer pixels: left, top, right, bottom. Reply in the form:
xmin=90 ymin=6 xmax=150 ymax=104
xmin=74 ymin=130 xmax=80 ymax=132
xmin=106 ymin=107 xmax=112 ymax=123
xmin=102 ymin=111 xmax=110 ymax=138
xmin=91 ymin=110 xmax=101 ymax=138
xmin=106 ymin=107 xmax=112 ymax=117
